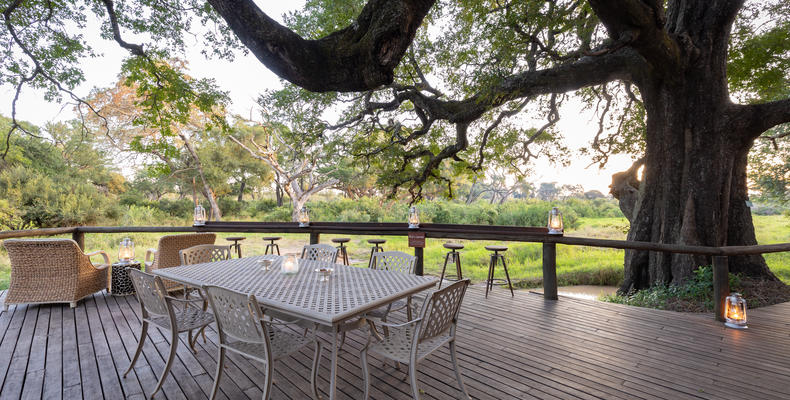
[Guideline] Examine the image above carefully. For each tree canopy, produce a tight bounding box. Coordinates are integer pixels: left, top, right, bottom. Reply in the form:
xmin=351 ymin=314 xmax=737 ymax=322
xmin=2 ymin=0 xmax=790 ymax=290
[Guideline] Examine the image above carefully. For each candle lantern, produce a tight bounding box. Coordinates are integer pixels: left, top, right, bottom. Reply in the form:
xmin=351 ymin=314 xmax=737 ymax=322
xmin=547 ymin=207 xmax=563 ymax=235
xmin=118 ymin=237 xmax=135 ymax=264
xmin=408 ymin=206 xmax=420 ymax=229
xmin=298 ymin=207 xmax=310 ymax=227
xmin=724 ymin=292 xmax=748 ymax=329
xmin=281 ymin=254 xmax=300 ymax=275
xmin=193 ymin=204 xmax=207 ymax=226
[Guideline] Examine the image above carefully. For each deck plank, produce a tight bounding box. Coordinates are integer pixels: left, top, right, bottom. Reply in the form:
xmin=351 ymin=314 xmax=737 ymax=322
xmin=0 ymin=284 xmax=789 ymax=399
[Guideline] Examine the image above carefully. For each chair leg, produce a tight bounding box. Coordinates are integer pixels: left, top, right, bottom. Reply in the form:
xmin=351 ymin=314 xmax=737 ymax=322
xmin=368 ymin=247 xmax=376 ymax=269
xmin=124 ymin=321 xmax=148 ymax=378
xmin=485 ymin=255 xmax=495 ymax=298
xmin=310 ymin=340 xmax=323 ymax=400
xmin=408 ymin=361 xmax=421 ymax=400
xmin=210 ymin=347 xmax=226 ymax=400
xmin=455 ymin=251 xmax=463 ymax=280
xmin=450 ymin=340 xmax=471 ymax=399
xmin=338 ymin=331 xmax=347 ymax=350
xmin=500 ymin=255 xmax=514 ymax=297
xmin=261 ymin=359 xmax=274 ymax=400
xmin=264 ymin=244 xmax=270 ymax=255
xmin=360 ymin=345 xmax=371 ymax=400
xmin=340 ymin=247 xmax=349 ymax=265
xmin=438 ymin=252 xmax=451 ymax=289
xmin=188 ymin=330 xmax=195 ymax=352
xmin=275 ymin=244 xmax=280 ymax=255
xmin=151 ymin=328 xmax=179 ymax=398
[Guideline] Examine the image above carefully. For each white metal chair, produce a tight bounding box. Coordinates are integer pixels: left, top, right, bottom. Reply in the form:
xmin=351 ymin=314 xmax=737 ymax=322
xmin=367 ymin=251 xmax=418 ymax=324
xmin=300 ymin=243 xmax=339 ymax=263
xmin=369 ymin=251 xmax=415 ymax=274
xmin=360 ymin=279 xmax=471 ymax=400
xmin=124 ymin=269 xmax=215 ymax=398
xmin=179 ymin=244 xmax=232 ymax=265
xmin=203 ymin=285 xmax=322 ymax=400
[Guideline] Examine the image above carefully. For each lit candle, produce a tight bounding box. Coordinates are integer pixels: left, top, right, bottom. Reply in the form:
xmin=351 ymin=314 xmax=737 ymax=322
xmin=281 ymin=255 xmax=300 ymax=275
xmin=298 ymin=207 xmax=310 ymax=227
xmin=118 ymin=238 xmax=134 ymax=263
xmin=724 ymin=292 xmax=748 ymax=329
xmin=408 ymin=206 xmax=420 ymax=229
xmin=547 ymin=207 xmax=563 ymax=235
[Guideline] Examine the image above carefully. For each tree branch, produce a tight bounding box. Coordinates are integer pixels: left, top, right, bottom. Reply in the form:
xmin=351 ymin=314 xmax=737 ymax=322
xmin=206 ymin=0 xmax=435 ymax=92
xmin=588 ymin=0 xmax=682 ymax=75
xmin=101 ymin=0 xmax=145 ymax=56
xmin=732 ymin=97 xmax=790 ymax=140
xmin=391 ymin=47 xmax=639 ymax=125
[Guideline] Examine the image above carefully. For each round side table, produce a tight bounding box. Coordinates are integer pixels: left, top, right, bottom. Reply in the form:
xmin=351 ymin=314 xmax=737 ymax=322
xmin=109 ymin=261 xmax=142 ymax=296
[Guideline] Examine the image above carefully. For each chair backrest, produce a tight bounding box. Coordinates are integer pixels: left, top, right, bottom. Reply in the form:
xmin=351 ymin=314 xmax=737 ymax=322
xmin=153 ymin=233 xmax=216 ymax=269
xmin=179 ymin=244 xmax=231 ymax=265
xmin=203 ymin=285 xmax=268 ymax=347
xmin=3 ymin=239 xmax=84 ymax=291
xmin=3 ymin=238 xmax=83 ymax=271
xmin=127 ymin=269 xmax=171 ymax=317
xmin=301 ymin=243 xmax=339 ymax=263
xmin=370 ymin=251 xmax=415 ymax=274
xmin=417 ymin=279 xmax=470 ymax=341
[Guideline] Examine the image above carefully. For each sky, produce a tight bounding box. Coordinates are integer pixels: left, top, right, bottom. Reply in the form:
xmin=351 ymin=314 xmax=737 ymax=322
xmin=0 ymin=1 xmax=635 ymax=194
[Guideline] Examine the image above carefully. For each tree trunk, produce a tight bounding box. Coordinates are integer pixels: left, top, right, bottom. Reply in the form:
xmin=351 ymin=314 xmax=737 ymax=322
xmin=237 ymin=179 xmax=246 ymax=202
xmin=617 ymin=17 xmax=779 ymax=292
xmin=291 ymin=195 xmax=308 ymax=222
xmin=275 ymin=180 xmax=283 ymax=207
xmin=180 ymin=134 xmax=221 ymax=221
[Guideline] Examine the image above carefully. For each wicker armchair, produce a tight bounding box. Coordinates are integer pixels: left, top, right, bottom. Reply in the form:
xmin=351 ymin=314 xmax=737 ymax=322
xmin=145 ymin=233 xmax=216 ymax=291
xmin=2 ymin=239 xmax=110 ymax=310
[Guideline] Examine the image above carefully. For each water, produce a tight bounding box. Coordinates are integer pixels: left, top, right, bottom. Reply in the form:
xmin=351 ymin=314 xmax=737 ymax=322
xmin=533 ymin=285 xmax=618 ymax=301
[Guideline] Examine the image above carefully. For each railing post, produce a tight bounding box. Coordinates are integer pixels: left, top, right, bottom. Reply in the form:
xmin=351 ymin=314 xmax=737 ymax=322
xmin=414 ymin=247 xmax=424 ymax=276
xmin=309 ymin=232 xmax=320 ymax=245
xmin=713 ymin=256 xmax=729 ymax=322
xmin=542 ymin=242 xmax=558 ymax=300
xmin=72 ymin=229 xmax=85 ymax=251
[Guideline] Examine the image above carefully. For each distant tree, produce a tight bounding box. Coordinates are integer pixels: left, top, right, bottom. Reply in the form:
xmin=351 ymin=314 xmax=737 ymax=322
xmin=749 ymin=127 xmax=790 ymax=204
xmin=584 ymin=190 xmax=607 ymax=200
xmin=536 ymin=183 xmax=559 ymax=202
xmin=559 ymin=184 xmax=585 ymax=200
xmin=85 ymin=63 xmax=229 ymax=220
xmin=230 ymin=120 xmax=339 ymax=221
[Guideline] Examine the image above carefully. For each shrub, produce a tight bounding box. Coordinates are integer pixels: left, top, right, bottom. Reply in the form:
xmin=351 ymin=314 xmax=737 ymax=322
xmin=119 ymin=205 xmax=175 ymax=226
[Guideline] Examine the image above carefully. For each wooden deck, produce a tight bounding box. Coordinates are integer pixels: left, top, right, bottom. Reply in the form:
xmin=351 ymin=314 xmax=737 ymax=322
xmin=1 ymin=285 xmax=789 ymax=400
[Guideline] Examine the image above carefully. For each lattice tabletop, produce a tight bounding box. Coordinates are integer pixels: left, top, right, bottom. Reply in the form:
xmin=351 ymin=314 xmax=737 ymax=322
xmin=154 ymin=255 xmax=437 ymax=324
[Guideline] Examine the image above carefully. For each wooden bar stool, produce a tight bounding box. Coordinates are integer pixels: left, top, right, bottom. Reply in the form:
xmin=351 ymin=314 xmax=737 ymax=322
xmin=263 ymin=237 xmax=281 ymax=255
xmin=439 ymin=243 xmax=464 ymax=288
xmin=225 ymin=236 xmax=246 ymax=258
xmin=331 ymin=238 xmax=350 ymax=265
xmin=367 ymin=239 xmax=386 ymax=268
xmin=485 ymin=245 xmax=514 ymax=298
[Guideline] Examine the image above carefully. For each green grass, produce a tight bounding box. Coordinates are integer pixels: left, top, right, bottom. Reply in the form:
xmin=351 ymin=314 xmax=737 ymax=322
xmin=0 ymin=214 xmax=787 ymax=291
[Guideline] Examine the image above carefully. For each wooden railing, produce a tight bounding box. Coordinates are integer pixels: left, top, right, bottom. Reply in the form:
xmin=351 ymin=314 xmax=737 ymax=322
xmin=2 ymin=222 xmax=789 ymax=321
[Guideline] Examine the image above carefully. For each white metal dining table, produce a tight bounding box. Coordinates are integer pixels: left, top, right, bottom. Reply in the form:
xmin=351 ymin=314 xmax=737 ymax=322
xmin=153 ymin=254 xmax=438 ymax=400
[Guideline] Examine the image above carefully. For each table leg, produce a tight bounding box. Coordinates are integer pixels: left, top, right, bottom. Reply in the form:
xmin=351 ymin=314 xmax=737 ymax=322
xmin=330 ymin=326 xmax=339 ymax=400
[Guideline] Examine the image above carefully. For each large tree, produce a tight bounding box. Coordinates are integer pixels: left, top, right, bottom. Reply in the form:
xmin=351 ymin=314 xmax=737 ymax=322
xmin=2 ymin=0 xmax=789 ymax=291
